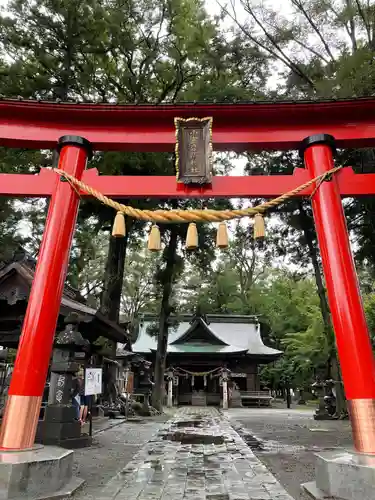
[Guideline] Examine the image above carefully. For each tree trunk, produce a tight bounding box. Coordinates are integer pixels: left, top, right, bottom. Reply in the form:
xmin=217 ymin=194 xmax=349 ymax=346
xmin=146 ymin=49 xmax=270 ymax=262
xmin=151 ymin=227 xmax=178 ymax=411
xmin=298 ymin=205 xmax=331 ymax=334
xmin=298 ymin=204 xmax=346 ymax=414
xmin=100 ymin=230 xmax=130 ymax=322
xmin=100 ymin=219 xmax=130 ymax=402
xmin=331 ymin=354 xmax=347 ymax=418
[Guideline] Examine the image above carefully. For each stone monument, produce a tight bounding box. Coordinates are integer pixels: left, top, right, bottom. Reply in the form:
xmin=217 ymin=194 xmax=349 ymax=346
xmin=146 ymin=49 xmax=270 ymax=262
xmin=221 ymin=369 xmax=229 ymax=410
xmin=166 ymin=369 xmax=173 ymax=408
xmin=230 ymin=382 xmax=243 ymax=408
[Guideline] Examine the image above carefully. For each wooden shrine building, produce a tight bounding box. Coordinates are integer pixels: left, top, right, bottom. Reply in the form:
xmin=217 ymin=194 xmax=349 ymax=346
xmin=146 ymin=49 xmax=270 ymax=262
xmin=132 ymin=313 xmax=282 ymax=407
xmin=0 ymin=249 xmax=127 ymax=348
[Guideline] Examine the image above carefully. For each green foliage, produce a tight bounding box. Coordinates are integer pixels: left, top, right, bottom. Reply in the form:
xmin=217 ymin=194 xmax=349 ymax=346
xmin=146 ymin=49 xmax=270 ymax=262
xmin=220 ymin=0 xmax=375 ymax=97
xmin=174 ymin=221 xmax=271 ymax=314
xmin=121 ymin=247 xmax=160 ymax=322
xmin=68 ymin=229 xmax=109 ymax=300
xmin=364 ymin=289 xmax=375 ymax=346
xmin=254 ymin=273 xmax=330 ymax=388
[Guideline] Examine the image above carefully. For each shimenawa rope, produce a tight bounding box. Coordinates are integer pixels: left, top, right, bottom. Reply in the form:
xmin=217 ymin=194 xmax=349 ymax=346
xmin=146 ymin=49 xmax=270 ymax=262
xmin=52 ymin=165 xmax=343 ymax=224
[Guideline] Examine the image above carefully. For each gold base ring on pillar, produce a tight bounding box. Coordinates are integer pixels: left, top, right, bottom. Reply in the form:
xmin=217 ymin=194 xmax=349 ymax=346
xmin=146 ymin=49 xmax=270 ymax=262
xmin=0 ymin=395 xmax=42 ymax=450
xmin=348 ymin=399 xmax=375 ymax=455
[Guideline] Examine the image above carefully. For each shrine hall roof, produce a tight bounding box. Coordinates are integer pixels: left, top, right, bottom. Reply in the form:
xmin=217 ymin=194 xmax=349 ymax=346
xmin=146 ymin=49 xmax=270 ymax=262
xmin=132 ymin=314 xmax=282 ymax=361
xmin=0 ymin=249 xmax=127 ymax=344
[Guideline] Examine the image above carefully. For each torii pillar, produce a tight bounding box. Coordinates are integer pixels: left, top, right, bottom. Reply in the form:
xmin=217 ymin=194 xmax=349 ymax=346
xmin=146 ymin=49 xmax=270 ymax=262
xmin=302 ymin=135 xmax=375 ymax=500
xmin=0 ymin=136 xmax=91 ymax=450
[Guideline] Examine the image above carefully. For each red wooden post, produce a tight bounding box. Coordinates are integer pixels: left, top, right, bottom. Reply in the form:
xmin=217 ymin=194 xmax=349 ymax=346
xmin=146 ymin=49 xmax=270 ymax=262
xmin=0 ymin=136 xmax=91 ymax=450
xmin=302 ymin=134 xmax=375 ymax=454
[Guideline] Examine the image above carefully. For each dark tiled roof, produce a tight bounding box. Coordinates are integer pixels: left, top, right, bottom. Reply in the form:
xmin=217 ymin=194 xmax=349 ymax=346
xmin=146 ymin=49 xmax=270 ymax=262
xmin=133 ymin=315 xmax=281 ymax=359
xmin=0 ymin=96 xmax=373 ymax=106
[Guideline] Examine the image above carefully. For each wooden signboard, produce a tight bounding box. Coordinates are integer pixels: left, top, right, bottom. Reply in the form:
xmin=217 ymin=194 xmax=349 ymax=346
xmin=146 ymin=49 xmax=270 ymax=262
xmin=175 ymin=117 xmax=213 ymax=185
xmin=125 ymin=371 xmax=134 ymax=394
xmin=85 ymin=368 xmax=103 ymax=396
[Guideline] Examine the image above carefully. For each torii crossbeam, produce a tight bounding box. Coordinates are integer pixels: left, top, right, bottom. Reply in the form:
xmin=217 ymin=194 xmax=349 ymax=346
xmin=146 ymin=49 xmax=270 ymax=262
xmin=0 ymin=98 xmax=374 ymax=455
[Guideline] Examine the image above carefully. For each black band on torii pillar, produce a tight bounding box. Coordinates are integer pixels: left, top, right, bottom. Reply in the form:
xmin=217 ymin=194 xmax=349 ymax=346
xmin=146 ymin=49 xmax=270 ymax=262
xmin=299 ymin=134 xmax=336 ymax=160
xmin=57 ymin=135 xmax=93 ymax=159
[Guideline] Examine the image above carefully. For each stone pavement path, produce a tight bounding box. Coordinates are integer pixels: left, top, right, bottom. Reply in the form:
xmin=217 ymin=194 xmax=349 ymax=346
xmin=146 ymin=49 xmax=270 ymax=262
xmin=95 ymin=407 xmax=294 ymax=500
xmin=71 ymin=417 xmax=168 ymax=499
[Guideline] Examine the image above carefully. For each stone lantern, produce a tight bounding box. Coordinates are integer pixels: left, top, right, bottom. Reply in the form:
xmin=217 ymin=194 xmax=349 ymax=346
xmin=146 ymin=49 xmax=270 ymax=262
xmin=36 ymin=313 xmax=91 ymax=448
xmin=312 ymin=377 xmax=335 ymax=421
xmin=138 ymin=360 xmax=153 ymax=415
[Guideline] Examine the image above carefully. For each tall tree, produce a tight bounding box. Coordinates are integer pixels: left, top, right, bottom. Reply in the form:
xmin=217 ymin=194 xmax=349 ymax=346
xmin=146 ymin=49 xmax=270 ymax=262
xmin=217 ymin=0 xmax=375 ymax=97
xmin=151 ymin=226 xmax=180 ymax=410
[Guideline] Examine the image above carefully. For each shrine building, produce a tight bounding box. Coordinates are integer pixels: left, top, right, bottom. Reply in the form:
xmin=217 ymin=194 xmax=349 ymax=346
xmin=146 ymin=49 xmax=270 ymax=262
xmin=0 ymin=249 xmax=127 ymax=348
xmin=132 ymin=313 xmax=282 ymax=407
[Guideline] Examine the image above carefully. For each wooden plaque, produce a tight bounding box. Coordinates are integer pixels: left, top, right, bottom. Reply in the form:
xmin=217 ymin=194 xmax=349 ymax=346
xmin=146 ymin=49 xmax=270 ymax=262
xmin=126 ymin=371 xmax=134 ymax=394
xmin=175 ymin=117 xmax=213 ymax=185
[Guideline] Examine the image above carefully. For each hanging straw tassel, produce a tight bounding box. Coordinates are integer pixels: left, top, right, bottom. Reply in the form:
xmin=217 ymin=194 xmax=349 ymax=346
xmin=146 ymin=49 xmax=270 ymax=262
xmin=112 ymin=211 xmax=126 ymax=238
xmin=186 ymin=223 xmax=198 ymax=250
xmin=254 ymin=213 xmax=265 ymax=240
xmin=148 ymin=225 xmax=161 ymax=252
xmin=216 ymin=222 xmax=229 ymax=249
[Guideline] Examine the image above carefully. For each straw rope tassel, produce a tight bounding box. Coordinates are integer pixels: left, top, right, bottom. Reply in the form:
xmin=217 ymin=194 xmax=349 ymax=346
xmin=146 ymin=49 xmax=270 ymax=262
xmin=112 ymin=212 xmax=126 ymax=237
xmin=186 ymin=223 xmax=198 ymax=250
xmin=216 ymin=222 xmax=229 ymax=249
xmin=148 ymin=225 xmax=161 ymax=251
xmin=254 ymin=213 xmax=265 ymax=240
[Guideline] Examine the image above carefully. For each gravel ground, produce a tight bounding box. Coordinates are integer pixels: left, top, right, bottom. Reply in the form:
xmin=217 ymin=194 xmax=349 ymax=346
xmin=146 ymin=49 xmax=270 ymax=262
xmin=71 ymin=415 xmax=170 ymax=499
xmin=228 ymin=406 xmax=353 ymax=500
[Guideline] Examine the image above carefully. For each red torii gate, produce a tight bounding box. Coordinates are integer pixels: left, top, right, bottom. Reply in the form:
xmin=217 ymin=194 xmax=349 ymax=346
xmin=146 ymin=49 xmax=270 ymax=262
xmin=0 ymin=98 xmax=374 ymax=454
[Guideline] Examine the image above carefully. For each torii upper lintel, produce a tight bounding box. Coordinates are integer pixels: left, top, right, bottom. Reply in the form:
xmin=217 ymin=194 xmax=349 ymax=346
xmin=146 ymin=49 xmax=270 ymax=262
xmin=0 ymin=97 xmax=375 ymax=151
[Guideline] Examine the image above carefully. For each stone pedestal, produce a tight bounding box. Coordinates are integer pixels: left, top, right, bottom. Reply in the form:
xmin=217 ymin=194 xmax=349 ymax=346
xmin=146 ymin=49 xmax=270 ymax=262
xmin=36 ymin=406 xmax=92 ymax=449
xmin=302 ymin=449 xmax=375 ymax=500
xmin=0 ymin=446 xmax=83 ymax=499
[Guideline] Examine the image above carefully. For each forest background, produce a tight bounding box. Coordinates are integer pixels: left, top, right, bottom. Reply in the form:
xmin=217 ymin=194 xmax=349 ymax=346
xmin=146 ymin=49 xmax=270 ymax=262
xmin=0 ymin=0 xmax=375 ymax=409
